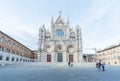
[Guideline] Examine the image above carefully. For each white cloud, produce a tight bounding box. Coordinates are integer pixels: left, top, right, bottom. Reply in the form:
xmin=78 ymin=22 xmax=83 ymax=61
xmin=82 ymin=0 xmax=120 ymax=52
xmin=0 ymin=12 xmax=39 ymax=50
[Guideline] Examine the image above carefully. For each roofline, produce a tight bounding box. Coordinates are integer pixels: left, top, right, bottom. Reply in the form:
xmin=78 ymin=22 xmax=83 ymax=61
xmin=97 ymin=44 xmax=120 ymax=53
xmin=0 ymin=31 xmax=32 ymax=51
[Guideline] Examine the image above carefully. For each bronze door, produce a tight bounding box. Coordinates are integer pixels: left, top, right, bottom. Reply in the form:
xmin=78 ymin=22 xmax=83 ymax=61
xmin=57 ymin=53 xmax=63 ymax=62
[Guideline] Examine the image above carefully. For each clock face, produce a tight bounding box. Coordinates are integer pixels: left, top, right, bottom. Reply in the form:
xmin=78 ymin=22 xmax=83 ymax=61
xmin=56 ymin=29 xmax=64 ymax=37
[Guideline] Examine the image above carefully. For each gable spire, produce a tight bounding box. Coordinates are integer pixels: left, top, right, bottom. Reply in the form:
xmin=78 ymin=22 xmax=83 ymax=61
xmin=59 ymin=11 xmax=62 ymax=17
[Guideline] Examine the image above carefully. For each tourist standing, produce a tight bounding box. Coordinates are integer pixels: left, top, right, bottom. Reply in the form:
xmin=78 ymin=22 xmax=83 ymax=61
xmin=101 ymin=61 xmax=105 ymax=71
xmin=68 ymin=62 xmax=70 ymax=67
xmin=96 ymin=62 xmax=99 ymax=70
xmin=98 ymin=61 xmax=101 ymax=71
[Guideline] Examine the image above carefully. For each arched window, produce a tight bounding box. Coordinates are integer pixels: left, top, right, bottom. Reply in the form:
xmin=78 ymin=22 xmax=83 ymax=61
xmin=11 ymin=57 xmax=14 ymax=61
xmin=0 ymin=46 xmax=4 ymax=51
xmin=6 ymin=57 xmax=9 ymax=61
xmin=20 ymin=59 xmax=22 ymax=62
xmin=16 ymin=58 xmax=19 ymax=62
xmin=7 ymin=40 xmax=11 ymax=45
xmin=6 ymin=48 xmax=10 ymax=53
xmin=13 ymin=43 xmax=16 ymax=48
xmin=0 ymin=36 xmax=5 ymax=42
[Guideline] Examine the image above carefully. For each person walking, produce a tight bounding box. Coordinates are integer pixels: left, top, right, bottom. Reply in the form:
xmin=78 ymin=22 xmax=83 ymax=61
xmin=68 ymin=62 xmax=70 ymax=67
xmin=98 ymin=61 xmax=101 ymax=71
xmin=101 ymin=61 xmax=105 ymax=71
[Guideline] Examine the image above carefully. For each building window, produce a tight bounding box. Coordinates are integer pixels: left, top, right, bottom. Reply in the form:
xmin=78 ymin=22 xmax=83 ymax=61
xmin=16 ymin=58 xmax=19 ymax=62
xmin=7 ymin=40 xmax=11 ymax=45
xmin=6 ymin=57 xmax=9 ymax=61
xmin=13 ymin=43 xmax=16 ymax=48
xmin=115 ymin=61 xmax=117 ymax=64
xmin=0 ymin=36 xmax=5 ymax=42
xmin=6 ymin=48 xmax=10 ymax=53
xmin=20 ymin=59 xmax=22 ymax=62
xmin=0 ymin=46 xmax=4 ymax=51
xmin=23 ymin=59 xmax=25 ymax=62
xmin=11 ymin=58 xmax=14 ymax=61
xmin=0 ymin=56 xmax=3 ymax=60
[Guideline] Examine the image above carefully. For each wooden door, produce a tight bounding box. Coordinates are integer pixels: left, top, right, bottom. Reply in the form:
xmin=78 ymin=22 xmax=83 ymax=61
xmin=69 ymin=55 xmax=73 ymax=62
xmin=47 ymin=54 xmax=51 ymax=62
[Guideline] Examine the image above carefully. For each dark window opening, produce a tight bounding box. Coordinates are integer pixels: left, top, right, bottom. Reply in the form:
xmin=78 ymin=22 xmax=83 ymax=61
xmin=6 ymin=57 xmax=9 ymax=61
xmin=0 ymin=56 xmax=3 ymax=60
xmin=12 ymin=58 xmax=14 ymax=61
xmin=16 ymin=58 xmax=19 ymax=62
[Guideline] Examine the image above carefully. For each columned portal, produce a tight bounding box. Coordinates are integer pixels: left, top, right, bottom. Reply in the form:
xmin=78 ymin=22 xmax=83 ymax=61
xmin=57 ymin=53 xmax=63 ymax=62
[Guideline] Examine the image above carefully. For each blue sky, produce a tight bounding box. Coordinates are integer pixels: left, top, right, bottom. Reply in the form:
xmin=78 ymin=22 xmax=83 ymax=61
xmin=0 ymin=0 xmax=120 ymax=53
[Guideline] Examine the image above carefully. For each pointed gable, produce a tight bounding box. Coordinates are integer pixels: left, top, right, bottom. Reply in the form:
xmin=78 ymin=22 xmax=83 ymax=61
xmin=54 ymin=11 xmax=66 ymax=26
xmin=55 ymin=16 xmax=65 ymax=25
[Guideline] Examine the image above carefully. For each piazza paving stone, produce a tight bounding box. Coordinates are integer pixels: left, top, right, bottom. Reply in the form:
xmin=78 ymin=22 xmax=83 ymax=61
xmin=0 ymin=62 xmax=120 ymax=81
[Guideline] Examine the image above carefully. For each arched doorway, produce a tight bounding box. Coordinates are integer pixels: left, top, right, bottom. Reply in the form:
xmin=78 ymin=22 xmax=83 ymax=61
xmin=47 ymin=54 xmax=51 ymax=62
xmin=67 ymin=45 xmax=74 ymax=62
xmin=57 ymin=53 xmax=63 ymax=62
xmin=69 ymin=55 xmax=73 ymax=62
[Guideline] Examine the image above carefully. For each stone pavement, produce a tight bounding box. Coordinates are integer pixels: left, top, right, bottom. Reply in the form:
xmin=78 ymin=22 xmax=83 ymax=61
xmin=0 ymin=62 xmax=120 ymax=81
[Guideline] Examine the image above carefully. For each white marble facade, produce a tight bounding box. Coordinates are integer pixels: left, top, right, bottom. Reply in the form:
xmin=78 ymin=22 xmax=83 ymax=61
xmin=38 ymin=13 xmax=83 ymax=63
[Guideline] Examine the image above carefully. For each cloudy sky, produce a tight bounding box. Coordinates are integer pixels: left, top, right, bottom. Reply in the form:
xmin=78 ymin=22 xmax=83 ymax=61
xmin=0 ymin=0 xmax=120 ymax=53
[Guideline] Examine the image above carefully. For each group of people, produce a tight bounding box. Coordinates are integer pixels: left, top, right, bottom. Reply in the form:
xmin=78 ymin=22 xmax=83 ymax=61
xmin=96 ymin=61 xmax=105 ymax=71
xmin=68 ymin=62 xmax=73 ymax=67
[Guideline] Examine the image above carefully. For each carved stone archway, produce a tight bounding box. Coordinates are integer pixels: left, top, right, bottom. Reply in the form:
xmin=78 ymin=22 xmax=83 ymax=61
xmin=67 ymin=45 xmax=74 ymax=53
xmin=46 ymin=44 xmax=53 ymax=52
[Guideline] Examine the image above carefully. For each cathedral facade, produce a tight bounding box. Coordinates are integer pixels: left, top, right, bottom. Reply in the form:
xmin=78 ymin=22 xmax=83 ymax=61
xmin=38 ymin=13 xmax=83 ymax=63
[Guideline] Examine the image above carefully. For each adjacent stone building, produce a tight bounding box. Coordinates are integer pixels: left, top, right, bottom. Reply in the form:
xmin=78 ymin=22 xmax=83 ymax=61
xmin=38 ymin=13 xmax=83 ymax=63
xmin=97 ymin=44 xmax=120 ymax=65
xmin=0 ymin=31 xmax=37 ymax=65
